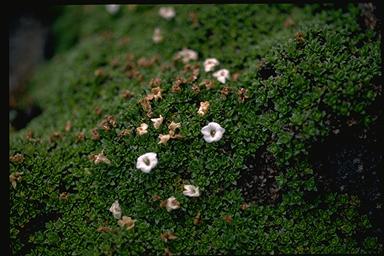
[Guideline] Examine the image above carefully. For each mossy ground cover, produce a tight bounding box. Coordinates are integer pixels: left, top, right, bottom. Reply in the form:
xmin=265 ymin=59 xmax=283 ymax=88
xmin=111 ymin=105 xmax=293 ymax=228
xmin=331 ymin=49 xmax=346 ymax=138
xmin=9 ymin=4 xmax=382 ymax=255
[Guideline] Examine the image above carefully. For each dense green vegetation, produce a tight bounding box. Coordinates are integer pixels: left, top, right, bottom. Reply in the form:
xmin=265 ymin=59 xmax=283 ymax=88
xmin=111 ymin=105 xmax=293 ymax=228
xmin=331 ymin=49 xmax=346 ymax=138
xmin=10 ymin=4 xmax=382 ymax=255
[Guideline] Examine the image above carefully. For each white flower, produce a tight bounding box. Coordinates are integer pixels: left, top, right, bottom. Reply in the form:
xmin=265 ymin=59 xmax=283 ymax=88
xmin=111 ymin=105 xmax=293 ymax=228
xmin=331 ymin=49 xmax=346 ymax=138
xmin=159 ymin=7 xmax=176 ymax=20
xmin=136 ymin=123 xmax=148 ymax=136
xmin=175 ymin=48 xmax=198 ymax=63
xmin=166 ymin=196 xmax=180 ymax=212
xmin=183 ymin=185 xmax=200 ymax=197
xmin=213 ymin=69 xmax=230 ymax=84
xmin=197 ymin=101 xmax=210 ymax=116
xmin=153 ymin=28 xmax=163 ymax=43
xmin=204 ymin=58 xmax=220 ymax=72
xmin=105 ymin=5 xmax=120 ymax=15
xmin=201 ymin=122 xmax=225 ymax=143
xmin=109 ymin=200 xmax=122 ymax=219
xmin=151 ymin=115 xmax=164 ymax=129
xmin=136 ymin=152 xmax=158 ymax=173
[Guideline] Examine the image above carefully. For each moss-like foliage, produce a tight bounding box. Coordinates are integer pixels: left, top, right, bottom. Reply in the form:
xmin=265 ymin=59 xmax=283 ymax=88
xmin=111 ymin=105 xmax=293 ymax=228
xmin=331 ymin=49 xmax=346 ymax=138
xmin=10 ymin=4 xmax=382 ymax=255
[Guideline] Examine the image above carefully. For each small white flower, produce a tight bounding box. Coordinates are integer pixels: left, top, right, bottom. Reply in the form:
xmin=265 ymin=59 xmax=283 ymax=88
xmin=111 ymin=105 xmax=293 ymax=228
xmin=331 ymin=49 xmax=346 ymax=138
xmin=213 ymin=69 xmax=230 ymax=84
xmin=136 ymin=152 xmax=158 ymax=173
xmin=159 ymin=7 xmax=176 ymax=20
xmin=136 ymin=123 xmax=148 ymax=136
xmin=183 ymin=185 xmax=200 ymax=197
xmin=204 ymin=58 xmax=220 ymax=72
xmin=197 ymin=101 xmax=210 ymax=116
xmin=175 ymin=48 xmax=198 ymax=63
xmin=151 ymin=115 xmax=164 ymax=129
xmin=109 ymin=200 xmax=122 ymax=219
xmin=105 ymin=5 xmax=120 ymax=15
xmin=152 ymin=28 xmax=163 ymax=43
xmin=166 ymin=196 xmax=180 ymax=212
xmin=201 ymin=122 xmax=225 ymax=143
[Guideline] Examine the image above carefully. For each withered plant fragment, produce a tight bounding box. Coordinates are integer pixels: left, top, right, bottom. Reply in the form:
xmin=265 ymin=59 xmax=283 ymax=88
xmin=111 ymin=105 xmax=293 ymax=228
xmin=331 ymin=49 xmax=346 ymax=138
xmin=202 ymin=79 xmax=215 ymax=89
xmin=192 ymin=84 xmax=200 ymax=94
xmin=50 ymin=132 xmax=62 ymax=142
xmin=158 ymin=134 xmax=171 ymax=144
xmin=240 ymin=202 xmax=250 ymax=210
xmin=65 ymin=121 xmax=72 ymax=132
xmin=9 ymin=153 xmax=24 ymax=164
xmin=91 ymin=128 xmax=100 ymax=141
xmin=223 ymin=215 xmax=233 ymax=224
xmin=75 ymin=132 xmax=85 ymax=142
xmin=197 ymin=101 xmax=210 ymax=116
xmin=94 ymin=68 xmax=105 ymax=77
xmin=89 ymin=151 xmax=111 ymax=165
xmin=97 ymin=226 xmax=112 ymax=233
xmin=118 ymin=129 xmax=131 ymax=138
xmin=284 ymin=16 xmax=295 ymax=28
xmin=121 ymin=90 xmax=134 ymax=99
xmin=26 ymin=130 xmax=34 ymax=141
xmin=59 ymin=192 xmax=69 ymax=200
xmin=95 ymin=107 xmax=103 ymax=116
xmin=150 ymin=77 xmax=162 ymax=87
xmin=136 ymin=123 xmax=149 ymax=136
xmin=160 ymin=232 xmax=177 ymax=242
xmin=137 ymin=56 xmax=157 ymax=68
xmin=193 ymin=211 xmax=202 ymax=225
xmin=139 ymin=98 xmax=153 ymax=117
xmin=237 ymin=88 xmax=249 ymax=102
xmin=118 ymin=216 xmax=136 ymax=230
xmin=99 ymin=115 xmax=117 ymax=131
xmin=9 ymin=172 xmax=22 ymax=189
xmin=164 ymin=248 xmax=173 ymax=256
xmin=220 ymin=86 xmax=230 ymax=96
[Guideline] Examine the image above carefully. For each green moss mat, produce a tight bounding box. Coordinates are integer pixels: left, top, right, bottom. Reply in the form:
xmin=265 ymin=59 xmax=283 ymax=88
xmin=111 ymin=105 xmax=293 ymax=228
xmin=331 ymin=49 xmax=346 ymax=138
xmin=10 ymin=4 xmax=382 ymax=254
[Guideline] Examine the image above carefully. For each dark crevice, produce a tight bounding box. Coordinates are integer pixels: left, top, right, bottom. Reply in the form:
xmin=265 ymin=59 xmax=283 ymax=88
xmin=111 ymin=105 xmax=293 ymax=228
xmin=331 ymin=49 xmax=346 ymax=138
xmin=308 ymin=113 xmax=384 ymax=241
xmin=9 ymin=104 xmax=43 ymax=130
xmin=58 ymin=163 xmax=77 ymax=194
xmin=357 ymin=3 xmax=380 ymax=32
xmin=258 ymin=63 xmax=276 ymax=80
xmin=237 ymin=148 xmax=281 ymax=204
xmin=17 ymin=210 xmax=62 ymax=256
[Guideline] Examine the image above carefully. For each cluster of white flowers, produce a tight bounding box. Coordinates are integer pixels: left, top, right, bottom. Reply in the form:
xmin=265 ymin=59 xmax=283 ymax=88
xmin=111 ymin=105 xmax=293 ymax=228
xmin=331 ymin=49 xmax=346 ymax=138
xmin=131 ymin=120 xmax=223 ymax=215
xmin=97 ymin=23 xmax=230 ymax=218
xmin=203 ymin=57 xmax=230 ymax=84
